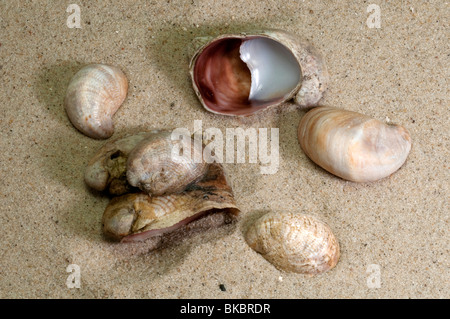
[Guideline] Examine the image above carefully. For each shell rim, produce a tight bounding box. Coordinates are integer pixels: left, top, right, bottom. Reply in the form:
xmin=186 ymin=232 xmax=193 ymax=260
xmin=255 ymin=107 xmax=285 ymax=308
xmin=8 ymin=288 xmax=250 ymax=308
xmin=188 ymin=30 xmax=305 ymax=117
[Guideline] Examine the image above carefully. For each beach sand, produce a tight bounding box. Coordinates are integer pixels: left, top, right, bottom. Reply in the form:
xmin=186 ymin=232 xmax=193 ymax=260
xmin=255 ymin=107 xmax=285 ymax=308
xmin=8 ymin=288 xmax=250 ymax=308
xmin=0 ymin=0 xmax=448 ymax=298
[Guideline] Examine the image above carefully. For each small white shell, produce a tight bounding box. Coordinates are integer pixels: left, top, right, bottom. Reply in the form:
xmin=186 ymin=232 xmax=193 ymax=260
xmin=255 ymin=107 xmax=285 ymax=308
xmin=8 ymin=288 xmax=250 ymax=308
xmin=298 ymin=107 xmax=412 ymax=182
xmin=245 ymin=212 xmax=340 ymax=274
xmin=65 ymin=64 xmax=128 ymax=139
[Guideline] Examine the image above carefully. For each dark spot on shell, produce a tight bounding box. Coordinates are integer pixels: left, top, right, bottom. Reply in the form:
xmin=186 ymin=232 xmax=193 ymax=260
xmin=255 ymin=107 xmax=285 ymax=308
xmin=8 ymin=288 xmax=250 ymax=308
xmin=110 ymin=150 xmax=121 ymax=160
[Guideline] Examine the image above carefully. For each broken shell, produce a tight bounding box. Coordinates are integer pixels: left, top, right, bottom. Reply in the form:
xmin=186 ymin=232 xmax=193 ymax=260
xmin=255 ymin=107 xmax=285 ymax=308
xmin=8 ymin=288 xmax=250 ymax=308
xmin=65 ymin=64 xmax=128 ymax=139
xmin=126 ymin=130 xmax=208 ymax=196
xmin=84 ymin=131 xmax=153 ymax=195
xmin=189 ymin=30 xmax=328 ymax=116
xmin=103 ymin=163 xmax=239 ymax=243
xmin=245 ymin=212 xmax=340 ymax=275
xmin=298 ymin=107 xmax=412 ymax=182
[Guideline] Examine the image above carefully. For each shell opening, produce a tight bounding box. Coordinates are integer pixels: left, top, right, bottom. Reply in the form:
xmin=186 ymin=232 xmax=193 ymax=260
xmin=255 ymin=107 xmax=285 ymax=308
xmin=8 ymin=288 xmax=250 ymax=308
xmin=193 ymin=37 xmax=301 ymax=116
xmin=120 ymin=207 xmax=237 ymax=243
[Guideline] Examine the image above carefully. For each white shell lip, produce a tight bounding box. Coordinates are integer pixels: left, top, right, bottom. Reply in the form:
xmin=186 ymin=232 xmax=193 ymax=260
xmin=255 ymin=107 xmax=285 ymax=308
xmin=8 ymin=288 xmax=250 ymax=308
xmin=240 ymin=37 xmax=301 ymax=102
xmin=65 ymin=64 xmax=128 ymax=139
xmin=189 ymin=29 xmax=329 ymax=116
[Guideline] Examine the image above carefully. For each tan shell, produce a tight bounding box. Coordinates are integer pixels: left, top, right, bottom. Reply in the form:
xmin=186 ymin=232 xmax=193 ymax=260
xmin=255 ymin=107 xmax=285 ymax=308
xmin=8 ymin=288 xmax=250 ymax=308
xmin=298 ymin=107 xmax=412 ymax=182
xmin=126 ymin=130 xmax=208 ymax=196
xmin=245 ymin=212 xmax=340 ymax=274
xmin=189 ymin=29 xmax=329 ymax=116
xmin=103 ymin=163 xmax=239 ymax=243
xmin=65 ymin=64 xmax=128 ymax=139
xmin=84 ymin=131 xmax=153 ymax=195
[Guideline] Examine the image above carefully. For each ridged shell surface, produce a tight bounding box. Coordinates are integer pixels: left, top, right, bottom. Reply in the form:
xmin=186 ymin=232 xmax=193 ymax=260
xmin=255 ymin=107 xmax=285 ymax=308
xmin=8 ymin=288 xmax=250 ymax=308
xmin=298 ymin=107 xmax=412 ymax=182
xmin=245 ymin=212 xmax=340 ymax=274
xmin=126 ymin=130 xmax=208 ymax=195
xmin=65 ymin=64 xmax=128 ymax=139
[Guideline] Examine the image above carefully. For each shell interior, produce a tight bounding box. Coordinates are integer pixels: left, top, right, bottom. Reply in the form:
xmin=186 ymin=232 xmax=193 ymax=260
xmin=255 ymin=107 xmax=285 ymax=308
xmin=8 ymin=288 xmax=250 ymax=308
xmin=193 ymin=36 xmax=301 ymax=115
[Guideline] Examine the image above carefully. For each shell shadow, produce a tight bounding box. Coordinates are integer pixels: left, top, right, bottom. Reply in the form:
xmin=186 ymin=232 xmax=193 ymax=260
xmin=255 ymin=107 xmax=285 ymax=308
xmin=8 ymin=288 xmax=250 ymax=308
xmin=34 ymin=61 xmax=84 ymax=125
xmin=32 ymin=61 xmax=92 ymax=191
xmin=275 ymin=108 xmax=308 ymax=168
xmin=31 ymin=62 xmax=122 ymax=245
xmin=238 ymin=209 xmax=271 ymax=239
xmin=57 ymin=193 xmax=108 ymax=242
xmin=275 ymin=107 xmax=344 ymax=182
xmin=56 ymin=193 xmax=239 ymax=284
xmin=106 ymin=217 xmax=238 ymax=280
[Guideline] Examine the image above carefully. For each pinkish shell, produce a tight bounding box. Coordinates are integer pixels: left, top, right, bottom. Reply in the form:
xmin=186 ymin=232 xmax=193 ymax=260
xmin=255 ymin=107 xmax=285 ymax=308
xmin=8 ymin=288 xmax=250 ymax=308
xmin=189 ymin=30 xmax=328 ymax=116
xmin=298 ymin=107 xmax=412 ymax=182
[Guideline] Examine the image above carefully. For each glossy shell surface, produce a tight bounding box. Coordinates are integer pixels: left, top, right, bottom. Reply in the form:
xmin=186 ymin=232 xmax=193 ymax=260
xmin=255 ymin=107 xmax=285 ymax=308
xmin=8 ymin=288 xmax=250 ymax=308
xmin=298 ymin=107 xmax=412 ymax=182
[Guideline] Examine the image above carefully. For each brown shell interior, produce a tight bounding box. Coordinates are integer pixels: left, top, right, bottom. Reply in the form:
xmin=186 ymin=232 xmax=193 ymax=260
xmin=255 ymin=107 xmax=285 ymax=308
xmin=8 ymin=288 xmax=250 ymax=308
xmin=193 ymin=37 xmax=284 ymax=116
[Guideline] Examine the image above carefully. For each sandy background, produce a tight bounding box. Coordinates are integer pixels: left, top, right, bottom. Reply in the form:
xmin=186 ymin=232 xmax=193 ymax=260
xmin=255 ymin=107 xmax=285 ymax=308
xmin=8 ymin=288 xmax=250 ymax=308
xmin=0 ymin=0 xmax=448 ymax=298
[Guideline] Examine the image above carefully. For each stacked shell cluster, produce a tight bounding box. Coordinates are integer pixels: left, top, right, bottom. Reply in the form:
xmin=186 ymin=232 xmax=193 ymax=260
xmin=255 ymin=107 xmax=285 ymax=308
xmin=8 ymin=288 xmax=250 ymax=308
xmin=63 ymin=28 xmax=412 ymax=275
xmin=86 ymin=130 xmax=239 ymax=246
xmin=64 ymin=65 xmax=239 ymax=248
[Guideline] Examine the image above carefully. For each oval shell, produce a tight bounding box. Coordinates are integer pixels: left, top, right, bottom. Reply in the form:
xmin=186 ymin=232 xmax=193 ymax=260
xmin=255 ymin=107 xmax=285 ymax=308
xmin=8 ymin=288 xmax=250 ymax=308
xmin=189 ymin=29 xmax=328 ymax=116
xmin=298 ymin=107 xmax=412 ymax=182
xmin=245 ymin=212 xmax=340 ymax=274
xmin=126 ymin=130 xmax=208 ymax=196
xmin=65 ymin=64 xmax=128 ymax=139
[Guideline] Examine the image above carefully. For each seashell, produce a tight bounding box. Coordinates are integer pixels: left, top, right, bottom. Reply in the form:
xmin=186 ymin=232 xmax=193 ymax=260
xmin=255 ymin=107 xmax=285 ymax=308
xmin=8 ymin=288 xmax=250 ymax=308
xmin=245 ymin=212 xmax=340 ymax=274
xmin=84 ymin=131 xmax=153 ymax=195
xmin=65 ymin=64 xmax=128 ymax=139
xmin=298 ymin=107 xmax=412 ymax=182
xmin=189 ymin=29 xmax=328 ymax=116
xmin=103 ymin=163 xmax=240 ymax=243
xmin=126 ymin=130 xmax=208 ymax=196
